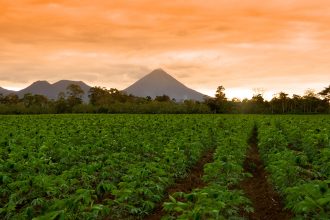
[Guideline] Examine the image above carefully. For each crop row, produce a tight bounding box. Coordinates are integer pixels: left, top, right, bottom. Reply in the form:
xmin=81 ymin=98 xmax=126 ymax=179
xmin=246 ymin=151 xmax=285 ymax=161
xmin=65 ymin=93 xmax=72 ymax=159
xmin=162 ymin=117 xmax=254 ymax=219
xmin=0 ymin=115 xmax=222 ymax=219
xmin=257 ymin=116 xmax=330 ymax=219
xmin=1 ymin=115 xmax=329 ymax=219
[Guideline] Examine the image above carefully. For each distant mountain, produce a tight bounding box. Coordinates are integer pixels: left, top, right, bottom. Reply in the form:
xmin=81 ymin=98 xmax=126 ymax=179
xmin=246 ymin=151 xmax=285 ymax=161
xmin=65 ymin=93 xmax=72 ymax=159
xmin=1 ymin=69 xmax=206 ymax=102
xmin=17 ymin=81 xmax=55 ymax=98
xmin=0 ymin=87 xmax=13 ymax=95
xmin=1 ymin=80 xmax=91 ymax=101
xmin=124 ymin=69 xmax=206 ymax=101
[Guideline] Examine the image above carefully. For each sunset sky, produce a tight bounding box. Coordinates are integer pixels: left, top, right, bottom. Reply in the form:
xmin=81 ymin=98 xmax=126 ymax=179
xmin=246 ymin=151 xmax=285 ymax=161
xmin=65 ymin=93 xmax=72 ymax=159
xmin=0 ymin=0 xmax=329 ymax=99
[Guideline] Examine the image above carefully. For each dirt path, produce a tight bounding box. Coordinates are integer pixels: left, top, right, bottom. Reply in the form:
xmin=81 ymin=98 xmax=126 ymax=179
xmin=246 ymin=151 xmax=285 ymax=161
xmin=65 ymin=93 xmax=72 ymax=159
xmin=240 ymin=127 xmax=292 ymax=220
xmin=145 ymin=148 xmax=215 ymax=220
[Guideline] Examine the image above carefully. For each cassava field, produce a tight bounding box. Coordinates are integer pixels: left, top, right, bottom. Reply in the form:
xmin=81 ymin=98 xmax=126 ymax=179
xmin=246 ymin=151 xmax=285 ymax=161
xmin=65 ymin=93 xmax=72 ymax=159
xmin=0 ymin=115 xmax=329 ymax=220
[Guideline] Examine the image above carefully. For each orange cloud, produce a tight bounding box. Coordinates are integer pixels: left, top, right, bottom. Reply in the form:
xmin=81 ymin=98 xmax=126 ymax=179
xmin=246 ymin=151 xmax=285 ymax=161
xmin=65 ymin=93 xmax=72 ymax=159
xmin=0 ymin=0 xmax=329 ymax=97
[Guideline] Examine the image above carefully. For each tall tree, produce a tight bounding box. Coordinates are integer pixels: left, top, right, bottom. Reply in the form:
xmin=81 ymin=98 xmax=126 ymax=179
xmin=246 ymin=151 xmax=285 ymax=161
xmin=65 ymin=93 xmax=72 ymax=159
xmin=304 ymin=89 xmax=317 ymax=113
xmin=215 ymin=86 xmax=227 ymax=101
xmin=251 ymin=94 xmax=264 ymax=103
xmin=89 ymin=87 xmax=111 ymax=105
xmin=66 ymin=84 xmax=85 ymax=107
xmin=278 ymin=92 xmax=289 ymax=113
xmin=319 ymin=85 xmax=330 ymax=101
xmin=205 ymin=86 xmax=228 ymax=113
xmin=319 ymin=85 xmax=330 ymax=113
xmin=291 ymin=94 xmax=302 ymax=113
xmin=250 ymin=94 xmax=266 ymax=113
xmin=215 ymin=85 xmax=228 ymax=113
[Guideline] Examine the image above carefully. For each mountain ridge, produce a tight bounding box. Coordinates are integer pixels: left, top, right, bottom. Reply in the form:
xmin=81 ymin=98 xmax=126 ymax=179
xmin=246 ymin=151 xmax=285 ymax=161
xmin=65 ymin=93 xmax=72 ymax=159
xmin=0 ymin=69 xmax=207 ymax=101
xmin=0 ymin=80 xmax=91 ymax=101
xmin=0 ymin=87 xmax=13 ymax=95
xmin=124 ymin=69 xmax=206 ymax=101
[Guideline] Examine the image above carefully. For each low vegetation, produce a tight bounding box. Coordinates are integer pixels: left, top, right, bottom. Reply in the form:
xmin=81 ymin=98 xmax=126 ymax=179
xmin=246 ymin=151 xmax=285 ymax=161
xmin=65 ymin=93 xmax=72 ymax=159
xmin=0 ymin=115 xmax=329 ymax=219
xmin=162 ymin=117 xmax=254 ymax=219
xmin=258 ymin=116 xmax=330 ymax=219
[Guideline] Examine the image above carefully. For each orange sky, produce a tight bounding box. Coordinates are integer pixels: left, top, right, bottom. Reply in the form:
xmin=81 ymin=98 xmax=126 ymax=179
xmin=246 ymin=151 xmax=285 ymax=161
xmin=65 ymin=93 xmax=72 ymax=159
xmin=0 ymin=0 xmax=329 ymax=99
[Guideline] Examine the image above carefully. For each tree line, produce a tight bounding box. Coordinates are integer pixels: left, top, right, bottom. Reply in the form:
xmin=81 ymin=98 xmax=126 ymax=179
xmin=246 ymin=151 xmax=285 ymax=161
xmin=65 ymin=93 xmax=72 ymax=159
xmin=206 ymin=85 xmax=330 ymax=114
xmin=0 ymin=84 xmax=329 ymax=114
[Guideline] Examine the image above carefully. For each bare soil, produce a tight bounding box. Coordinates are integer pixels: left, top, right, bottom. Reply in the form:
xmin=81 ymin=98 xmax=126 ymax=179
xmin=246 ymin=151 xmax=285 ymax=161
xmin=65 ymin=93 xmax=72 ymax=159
xmin=145 ymin=148 xmax=215 ymax=220
xmin=240 ymin=127 xmax=292 ymax=220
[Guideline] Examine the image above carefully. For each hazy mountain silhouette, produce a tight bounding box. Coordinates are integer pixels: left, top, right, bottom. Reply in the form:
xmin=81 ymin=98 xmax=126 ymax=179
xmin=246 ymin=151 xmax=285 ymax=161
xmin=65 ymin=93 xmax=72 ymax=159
xmin=0 ymin=87 xmax=13 ymax=95
xmin=17 ymin=81 xmax=55 ymax=98
xmin=124 ymin=68 xmax=206 ymax=101
xmin=1 ymin=69 xmax=206 ymax=102
xmin=0 ymin=80 xmax=91 ymax=101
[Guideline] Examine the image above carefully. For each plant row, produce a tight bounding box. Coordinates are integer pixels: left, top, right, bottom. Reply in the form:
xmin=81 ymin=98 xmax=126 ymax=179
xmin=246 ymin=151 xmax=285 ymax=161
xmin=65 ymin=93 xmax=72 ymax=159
xmin=0 ymin=115 xmax=220 ymax=219
xmin=161 ymin=117 xmax=254 ymax=219
xmin=257 ymin=116 xmax=330 ymax=219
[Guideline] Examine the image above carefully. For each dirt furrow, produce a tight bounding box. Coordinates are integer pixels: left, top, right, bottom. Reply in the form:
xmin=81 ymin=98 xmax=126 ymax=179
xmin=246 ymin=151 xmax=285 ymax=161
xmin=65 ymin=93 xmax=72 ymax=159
xmin=240 ymin=127 xmax=292 ymax=220
xmin=145 ymin=148 xmax=215 ymax=220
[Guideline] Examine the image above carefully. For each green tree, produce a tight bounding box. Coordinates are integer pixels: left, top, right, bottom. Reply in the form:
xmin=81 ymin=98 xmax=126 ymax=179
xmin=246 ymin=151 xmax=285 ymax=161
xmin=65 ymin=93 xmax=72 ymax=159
xmin=66 ymin=84 xmax=85 ymax=107
xmin=55 ymin=92 xmax=68 ymax=113
xmin=250 ymin=94 xmax=266 ymax=113
xmin=278 ymin=92 xmax=289 ymax=113
xmin=215 ymin=85 xmax=228 ymax=113
xmin=215 ymin=86 xmax=227 ymax=101
xmin=89 ymin=87 xmax=129 ymax=106
xmin=88 ymin=87 xmax=111 ymax=105
xmin=33 ymin=94 xmax=49 ymax=108
xmin=204 ymin=86 xmax=228 ymax=113
xmin=22 ymin=93 xmax=34 ymax=107
xmin=3 ymin=93 xmax=19 ymax=105
xmin=319 ymin=85 xmax=330 ymax=113
xmin=291 ymin=94 xmax=302 ymax=113
xmin=319 ymin=85 xmax=330 ymax=100
xmin=303 ymin=89 xmax=325 ymax=113
xmin=155 ymin=95 xmax=171 ymax=102
xmin=109 ymin=88 xmax=127 ymax=102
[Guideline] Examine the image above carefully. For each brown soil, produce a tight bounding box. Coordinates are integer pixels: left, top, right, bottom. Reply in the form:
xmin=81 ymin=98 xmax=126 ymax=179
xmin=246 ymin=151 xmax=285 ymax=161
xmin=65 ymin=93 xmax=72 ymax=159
xmin=240 ymin=127 xmax=292 ymax=220
xmin=145 ymin=148 xmax=215 ymax=220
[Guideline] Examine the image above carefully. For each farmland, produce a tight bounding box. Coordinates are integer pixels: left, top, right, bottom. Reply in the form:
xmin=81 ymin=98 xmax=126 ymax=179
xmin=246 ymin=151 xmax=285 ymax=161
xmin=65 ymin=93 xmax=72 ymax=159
xmin=0 ymin=115 xmax=329 ymax=219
